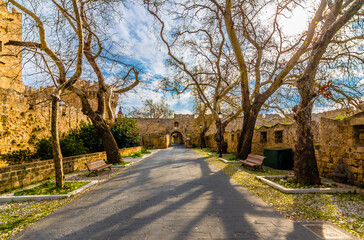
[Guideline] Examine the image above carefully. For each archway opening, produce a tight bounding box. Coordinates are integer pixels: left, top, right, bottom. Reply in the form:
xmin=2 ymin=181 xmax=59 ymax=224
xmin=171 ymin=131 xmax=183 ymax=145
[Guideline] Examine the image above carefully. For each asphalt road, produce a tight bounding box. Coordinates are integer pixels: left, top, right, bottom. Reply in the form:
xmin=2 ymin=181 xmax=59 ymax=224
xmin=11 ymin=145 xmax=320 ymax=240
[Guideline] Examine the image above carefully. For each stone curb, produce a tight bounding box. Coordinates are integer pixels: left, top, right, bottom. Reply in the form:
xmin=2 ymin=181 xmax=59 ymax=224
xmin=0 ymin=180 xmax=99 ymax=203
xmin=219 ymin=158 xmax=240 ymax=163
xmin=111 ymin=150 xmax=160 ymax=168
xmin=256 ymin=175 xmax=362 ymax=194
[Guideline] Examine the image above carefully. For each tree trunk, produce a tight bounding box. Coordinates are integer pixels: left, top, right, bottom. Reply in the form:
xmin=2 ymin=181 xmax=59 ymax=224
xmin=91 ymin=116 xmax=123 ymax=164
xmin=200 ymin=130 xmax=206 ymax=149
xmin=236 ymin=109 xmax=259 ymax=160
xmin=294 ymin=72 xmax=321 ymax=185
xmin=214 ymin=121 xmax=227 ymax=154
xmin=51 ymin=96 xmax=64 ymax=188
xmin=293 ymin=100 xmax=321 ymax=185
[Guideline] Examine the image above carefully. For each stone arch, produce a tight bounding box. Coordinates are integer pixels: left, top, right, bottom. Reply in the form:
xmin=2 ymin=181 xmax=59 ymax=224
xmin=170 ymin=131 xmax=184 ymax=145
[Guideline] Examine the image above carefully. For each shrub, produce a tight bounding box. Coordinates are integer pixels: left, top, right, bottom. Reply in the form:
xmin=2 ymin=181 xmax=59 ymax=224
xmin=0 ymin=149 xmax=35 ymax=165
xmin=76 ymin=121 xmax=103 ymax=153
xmin=60 ymin=134 xmax=88 ymax=157
xmin=34 ymin=138 xmax=53 ymax=160
xmin=111 ymin=117 xmax=140 ymax=148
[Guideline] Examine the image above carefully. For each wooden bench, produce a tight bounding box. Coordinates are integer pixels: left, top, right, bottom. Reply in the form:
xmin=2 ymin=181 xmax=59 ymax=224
xmin=240 ymin=154 xmax=266 ymax=171
xmin=85 ymin=160 xmax=112 ymax=176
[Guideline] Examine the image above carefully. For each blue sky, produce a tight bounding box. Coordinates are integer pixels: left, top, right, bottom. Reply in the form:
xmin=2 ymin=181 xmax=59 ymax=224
xmin=108 ymin=3 xmax=194 ymax=115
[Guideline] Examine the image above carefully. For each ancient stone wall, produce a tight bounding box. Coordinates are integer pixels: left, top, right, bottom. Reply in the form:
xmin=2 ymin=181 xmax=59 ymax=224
xmin=0 ymin=86 xmax=90 ymax=155
xmin=135 ymin=114 xmax=197 ymax=148
xmin=0 ymin=1 xmax=24 ymax=92
xmin=141 ymin=134 xmax=170 ymax=149
xmin=315 ymin=113 xmax=364 ymax=185
xmin=0 ymin=146 xmax=142 ymax=191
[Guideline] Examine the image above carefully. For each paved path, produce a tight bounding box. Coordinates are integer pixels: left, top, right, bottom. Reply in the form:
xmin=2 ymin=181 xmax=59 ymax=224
xmin=12 ymin=146 xmax=320 ymax=240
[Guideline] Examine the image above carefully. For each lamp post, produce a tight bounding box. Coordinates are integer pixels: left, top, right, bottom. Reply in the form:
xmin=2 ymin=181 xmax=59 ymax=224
xmin=200 ymin=124 xmax=203 ymax=149
xmin=218 ymin=112 xmax=223 ymax=158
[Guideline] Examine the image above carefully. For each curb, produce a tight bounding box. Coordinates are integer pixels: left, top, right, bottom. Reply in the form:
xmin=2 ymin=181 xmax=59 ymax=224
xmin=256 ymin=176 xmax=361 ymax=194
xmin=0 ymin=180 xmax=99 ymax=203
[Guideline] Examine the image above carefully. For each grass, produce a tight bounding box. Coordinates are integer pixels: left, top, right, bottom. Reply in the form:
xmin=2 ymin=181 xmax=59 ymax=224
xmin=141 ymin=148 xmax=152 ymax=154
xmin=121 ymin=148 xmax=153 ymax=158
xmin=271 ymin=176 xmax=339 ymax=189
xmin=0 ymin=197 xmax=74 ymax=239
xmin=194 ymin=149 xmax=364 ymax=239
xmin=13 ymin=181 xmax=89 ymax=196
xmin=113 ymin=161 xmax=131 ymax=166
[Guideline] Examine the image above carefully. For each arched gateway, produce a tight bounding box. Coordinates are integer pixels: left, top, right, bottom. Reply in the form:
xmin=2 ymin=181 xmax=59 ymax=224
xmin=170 ymin=131 xmax=184 ymax=145
xmin=135 ymin=114 xmax=196 ymax=149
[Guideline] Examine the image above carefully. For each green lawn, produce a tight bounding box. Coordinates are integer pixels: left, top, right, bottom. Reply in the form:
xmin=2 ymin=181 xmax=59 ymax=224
xmin=13 ymin=181 xmax=89 ymax=196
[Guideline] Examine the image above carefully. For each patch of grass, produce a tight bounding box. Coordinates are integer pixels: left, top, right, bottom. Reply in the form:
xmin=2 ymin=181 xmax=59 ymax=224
xmin=271 ymin=176 xmax=338 ymax=189
xmin=193 ymin=149 xmax=364 ymax=239
xmin=113 ymin=161 xmax=131 ymax=166
xmin=121 ymin=151 xmax=143 ymax=158
xmin=141 ymin=148 xmax=151 ymax=154
xmin=225 ymin=155 xmax=237 ymax=161
xmin=13 ymin=181 xmax=89 ymax=196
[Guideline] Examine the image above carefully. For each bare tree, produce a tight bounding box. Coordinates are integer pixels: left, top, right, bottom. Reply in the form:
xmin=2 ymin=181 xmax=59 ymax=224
xmin=6 ymin=0 xmax=84 ymax=187
xmin=146 ymin=1 xmax=243 ymax=153
xmin=129 ymin=99 xmax=174 ymax=119
xmin=69 ymin=0 xmax=140 ymax=164
xmin=293 ymin=0 xmax=364 ymax=185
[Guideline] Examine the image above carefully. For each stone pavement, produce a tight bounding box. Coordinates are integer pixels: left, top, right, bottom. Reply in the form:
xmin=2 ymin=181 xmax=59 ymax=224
xmin=11 ymin=145 xmax=322 ymax=240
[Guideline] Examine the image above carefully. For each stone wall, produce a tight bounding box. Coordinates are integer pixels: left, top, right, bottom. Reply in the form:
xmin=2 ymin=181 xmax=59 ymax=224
xmin=135 ymin=114 xmax=197 ymax=147
xmin=0 ymin=87 xmax=89 ymax=154
xmin=315 ymin=112 xmax=364 ymax=185
xmin=0 ymin=146 xmax=142 ymax=191
xmin=0 ymin=1 xmax=24 ymax=93
xmin=141 ymin=134 xmax=170 ymax=149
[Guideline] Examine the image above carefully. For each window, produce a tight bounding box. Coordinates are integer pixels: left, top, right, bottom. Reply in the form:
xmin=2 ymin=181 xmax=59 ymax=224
xmin=231 ymin=134 xmax=234 ymax=141
xmin=274 ymin=131 xmax=283 ymax=143
xmin=260 ymin=132 xmax=267 ymax=143
xmin=174 ymin=122 xmax=179 ymax=128
xmin=354 ymin=125 xmax=364 ymax=147
xmin=0 ymin=41 xmax=2 ymax=52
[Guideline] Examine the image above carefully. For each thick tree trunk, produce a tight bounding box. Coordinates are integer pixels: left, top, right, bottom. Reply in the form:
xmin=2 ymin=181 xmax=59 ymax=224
xmin=51 ymin=96 xmax=65 ymax=188
xmin=294 ymin=72 xmax=321 ymax=185
xmin=214 ymin=121 xmax=227 ymax=154
xmin=293 ymin=100 xmax=321 ymax=185
xmin=236 ymin=110 xmax=259 ymax=160
xmin=200 ymin=130 xmax=207 ymax=149
xmin=91 ymin=116 xmax=123 ymax=164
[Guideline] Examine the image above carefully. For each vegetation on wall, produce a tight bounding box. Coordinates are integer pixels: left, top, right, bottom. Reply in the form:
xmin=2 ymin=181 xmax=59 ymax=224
xmin=0 ymin=118 xmax=140 ymax=165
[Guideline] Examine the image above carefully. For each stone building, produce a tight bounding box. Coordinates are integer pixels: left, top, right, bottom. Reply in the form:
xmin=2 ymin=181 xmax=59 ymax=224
xmin=135 ymin=114 xmax=198 ymax=149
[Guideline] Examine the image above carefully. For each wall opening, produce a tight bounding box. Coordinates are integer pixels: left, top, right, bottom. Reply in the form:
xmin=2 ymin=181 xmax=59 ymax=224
xmin=353 ymin=125 xmax=364 ymax=147
xmin=274 ymin=131 xmax=283 ymax=143
xmin=171 ymin=131 xmax=183 ymax=145
xmin=260 ymin=132 xmax=267 ymax=143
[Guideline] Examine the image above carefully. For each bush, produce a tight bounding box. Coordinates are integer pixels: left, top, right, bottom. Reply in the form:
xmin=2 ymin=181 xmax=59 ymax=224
xmin=111 ymin=117 xmax=140 ymax=148
xmin=60 ymin=134 xmax=88 ymax=157
xmin=31 ymin=119 xmax=140 ymax=161
xmin=0 ymin=149 xmax=35 ymax=165
xmin=34 ymin=138 xmax=53 ymax=160
xmin=76 ymin=121 xmax=104 ymax=153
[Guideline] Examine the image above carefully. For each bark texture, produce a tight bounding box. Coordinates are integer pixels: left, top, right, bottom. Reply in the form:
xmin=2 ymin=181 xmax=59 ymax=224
xmin=51 ymin=97 xmax=65 ymax=188
xmin=91 ymin=117 xmax=122 ymax=164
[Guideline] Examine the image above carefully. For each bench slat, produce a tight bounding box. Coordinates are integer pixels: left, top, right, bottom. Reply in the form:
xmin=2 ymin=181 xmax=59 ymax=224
xmin=85 ymin=160 xmax=112 ymax=176
xmin=240 ymin=154 xmax=265 ymax=170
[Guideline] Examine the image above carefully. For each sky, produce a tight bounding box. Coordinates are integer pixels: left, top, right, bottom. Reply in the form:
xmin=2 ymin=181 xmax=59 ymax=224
xmin=110 ymin=3 xmax=194 ymax=115
xmin=18 ymin=1 xmax=363 ymax=116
